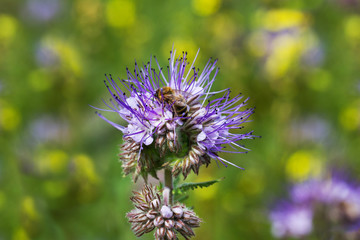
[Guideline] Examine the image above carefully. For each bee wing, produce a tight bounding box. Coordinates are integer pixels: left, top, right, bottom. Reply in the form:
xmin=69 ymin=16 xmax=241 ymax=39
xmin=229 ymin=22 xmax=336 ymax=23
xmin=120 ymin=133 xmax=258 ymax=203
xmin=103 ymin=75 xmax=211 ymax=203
xmin=174 ymin=89 xmax=199 ymax=105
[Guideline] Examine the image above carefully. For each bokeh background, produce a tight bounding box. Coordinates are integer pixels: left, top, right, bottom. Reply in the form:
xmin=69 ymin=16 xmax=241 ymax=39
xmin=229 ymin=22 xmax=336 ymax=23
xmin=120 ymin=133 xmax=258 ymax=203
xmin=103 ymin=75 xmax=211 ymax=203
xmin=1 ymin=0 xmax=360 ymax=239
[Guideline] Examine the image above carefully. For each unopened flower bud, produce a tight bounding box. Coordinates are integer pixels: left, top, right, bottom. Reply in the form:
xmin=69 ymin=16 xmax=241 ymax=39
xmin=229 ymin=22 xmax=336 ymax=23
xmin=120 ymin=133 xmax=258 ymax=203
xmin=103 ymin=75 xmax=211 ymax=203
xmin=165 ymin=219 xmax=175 ymax=229
xmin=156 ymin=227 xmax=166 ymax=238
xmin=172 ymin=206 xmax=184 ymax=218
xmin=154 ymin=216 xmax=164 ymax=227
xmin=146 ymin=210 xmax=157 ymax=220
xmin=161 ymin=205 xmax=173 ymax=219
xmin=166 ymin=229 xmax=176 ymax=239
xmin=175 ymin=219 xmax=185 ymax=230
xmin=151 ymin=199 xmax=161 ymax=210
xmin=135 ymin=203 xmax=149 ymax=211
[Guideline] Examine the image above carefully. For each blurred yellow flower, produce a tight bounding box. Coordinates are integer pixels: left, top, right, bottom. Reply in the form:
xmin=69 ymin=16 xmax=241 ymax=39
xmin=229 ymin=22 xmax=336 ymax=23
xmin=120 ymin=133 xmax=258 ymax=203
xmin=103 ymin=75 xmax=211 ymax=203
xmin=106 ymin=0 xmax=135 ymax=28
xmin=38 ymin=150 xmax=68 ymax=175
xmin=72 ymin=154 xmax=99 ymax=184
xmin=71 ymin=154 xmax=100 ymax=202
xmin=192 ymin=0 xmax=221 ymax=16
xmin=265 ymin=34 xmax=303 ymax=79
xmin=21 ymin=196 xmax=40 ymax=221
xmin=12 ymin=228 xmax=29 ymax=240
xmin=344 ymin=15 xmax=360 ymax=42
xmin=250 ymin=9 xmax=319 ymax=81
xmin=286 ymin=150 xmax=322 ymax=182
xmin=260 ymin=9 xmax=308 ymax=31
xmin=0 ymin=102 xmax=21 ymax=131
xmin=340 ymin=101 xmax=360 ymax=131
xmin=0 ymin=14 xmax=17 ymax=43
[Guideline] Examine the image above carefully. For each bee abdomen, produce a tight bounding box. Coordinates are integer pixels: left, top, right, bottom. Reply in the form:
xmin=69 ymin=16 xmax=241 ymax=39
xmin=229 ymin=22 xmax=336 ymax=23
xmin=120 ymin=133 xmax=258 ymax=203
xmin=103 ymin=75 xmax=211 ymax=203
xmin=174 ymin=103 xmax=189 ymax=117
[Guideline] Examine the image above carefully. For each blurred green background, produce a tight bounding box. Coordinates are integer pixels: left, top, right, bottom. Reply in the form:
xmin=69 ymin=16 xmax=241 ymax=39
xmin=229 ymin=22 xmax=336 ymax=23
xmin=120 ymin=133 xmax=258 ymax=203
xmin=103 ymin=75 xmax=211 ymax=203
xmin=1 ymin=0 xmax=360 ymax=239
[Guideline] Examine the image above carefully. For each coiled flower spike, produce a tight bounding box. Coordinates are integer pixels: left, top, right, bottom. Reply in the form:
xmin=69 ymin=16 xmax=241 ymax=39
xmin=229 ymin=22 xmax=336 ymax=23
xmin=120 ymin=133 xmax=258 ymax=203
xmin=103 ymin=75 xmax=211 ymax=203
xmin=127 ymin=185 xmax=201 ymax=240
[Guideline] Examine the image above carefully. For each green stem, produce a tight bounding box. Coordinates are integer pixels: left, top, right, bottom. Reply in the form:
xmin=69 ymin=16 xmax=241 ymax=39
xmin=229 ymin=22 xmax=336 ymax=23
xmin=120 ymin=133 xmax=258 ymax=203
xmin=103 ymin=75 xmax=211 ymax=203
xmin=164 ymin=168 xmax=173 ymax=205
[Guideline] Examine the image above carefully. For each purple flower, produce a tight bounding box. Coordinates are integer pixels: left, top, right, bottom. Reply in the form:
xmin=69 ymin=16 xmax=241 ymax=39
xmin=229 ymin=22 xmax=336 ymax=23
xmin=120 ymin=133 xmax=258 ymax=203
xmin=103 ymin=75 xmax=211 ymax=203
xmin=95 ymin=49 xmax=255 ymax=181
xmin=269 ymin=173 xmax=360 ymax=239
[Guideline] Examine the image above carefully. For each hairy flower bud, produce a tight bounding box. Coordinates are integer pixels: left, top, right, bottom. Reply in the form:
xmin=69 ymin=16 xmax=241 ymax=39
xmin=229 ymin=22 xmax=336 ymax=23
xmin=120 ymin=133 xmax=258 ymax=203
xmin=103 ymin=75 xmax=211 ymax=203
xmin=151 ymin=199 xmax=161 ymax=210
xmin=161 ymin=205 xmax=173 ymax=219
xmin=127 ymin=184 xmax=201 ymax=239
xmin=172 ymin=206 xmax=184 ymax=218
xmin=165 ymin=219 xmax=175 ymax=229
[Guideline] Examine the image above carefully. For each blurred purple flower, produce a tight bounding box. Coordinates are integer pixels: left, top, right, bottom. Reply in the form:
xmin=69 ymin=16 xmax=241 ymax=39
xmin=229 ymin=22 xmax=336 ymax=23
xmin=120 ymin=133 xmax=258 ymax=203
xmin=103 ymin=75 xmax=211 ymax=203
xmin=23 ymin=0 xmax=61 ymax=22
xmin=302 ymin=44 xmax=325 ymax=67
xmin=290 ymin=179 xmax=320 ymax=204
xmin=289 ymin=115 xmax=330 ymax=143
xmin=269 ymin=174 xmax=360 ymax=238
xmin=30 ymin=115 xmax=69 ymax=143
xmin=35 ymin=43 xmax=59 ymax=68
xmin=95 ymin=49 xmax=256 ymax=181
xmin=270 ymin=202 xmax=313 ymax=238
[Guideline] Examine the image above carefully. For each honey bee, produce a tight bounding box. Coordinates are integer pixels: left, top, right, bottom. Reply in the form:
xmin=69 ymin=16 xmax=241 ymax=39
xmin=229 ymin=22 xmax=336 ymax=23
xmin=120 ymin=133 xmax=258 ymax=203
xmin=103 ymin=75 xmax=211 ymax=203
xmin=155 ymin=86 xmax=190 ymax=117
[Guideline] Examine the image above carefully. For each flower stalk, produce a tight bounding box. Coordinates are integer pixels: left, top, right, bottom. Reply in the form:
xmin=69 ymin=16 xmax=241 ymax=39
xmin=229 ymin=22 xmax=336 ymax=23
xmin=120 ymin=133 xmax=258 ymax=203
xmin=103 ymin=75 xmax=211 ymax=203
xmin=164 ymin=168 xmax=173 ymax=205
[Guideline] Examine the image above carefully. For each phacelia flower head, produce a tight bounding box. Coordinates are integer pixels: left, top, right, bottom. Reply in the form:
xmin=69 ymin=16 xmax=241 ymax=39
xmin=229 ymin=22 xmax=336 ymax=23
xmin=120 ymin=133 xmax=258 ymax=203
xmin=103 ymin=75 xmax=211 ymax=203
xmin=95 ymin=49 xmax=255 ymax=181
xmin=127 ymin=184 xmax=201 ymax=240
xmin=269 ymin=173 xmax=360 ymax=239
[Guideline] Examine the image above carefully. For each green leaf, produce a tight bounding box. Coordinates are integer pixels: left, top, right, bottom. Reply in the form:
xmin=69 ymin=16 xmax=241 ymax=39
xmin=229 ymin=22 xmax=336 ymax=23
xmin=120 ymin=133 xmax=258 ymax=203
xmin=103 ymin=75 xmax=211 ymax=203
xmin=177 ymin=178 xmax=224 ymax=192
